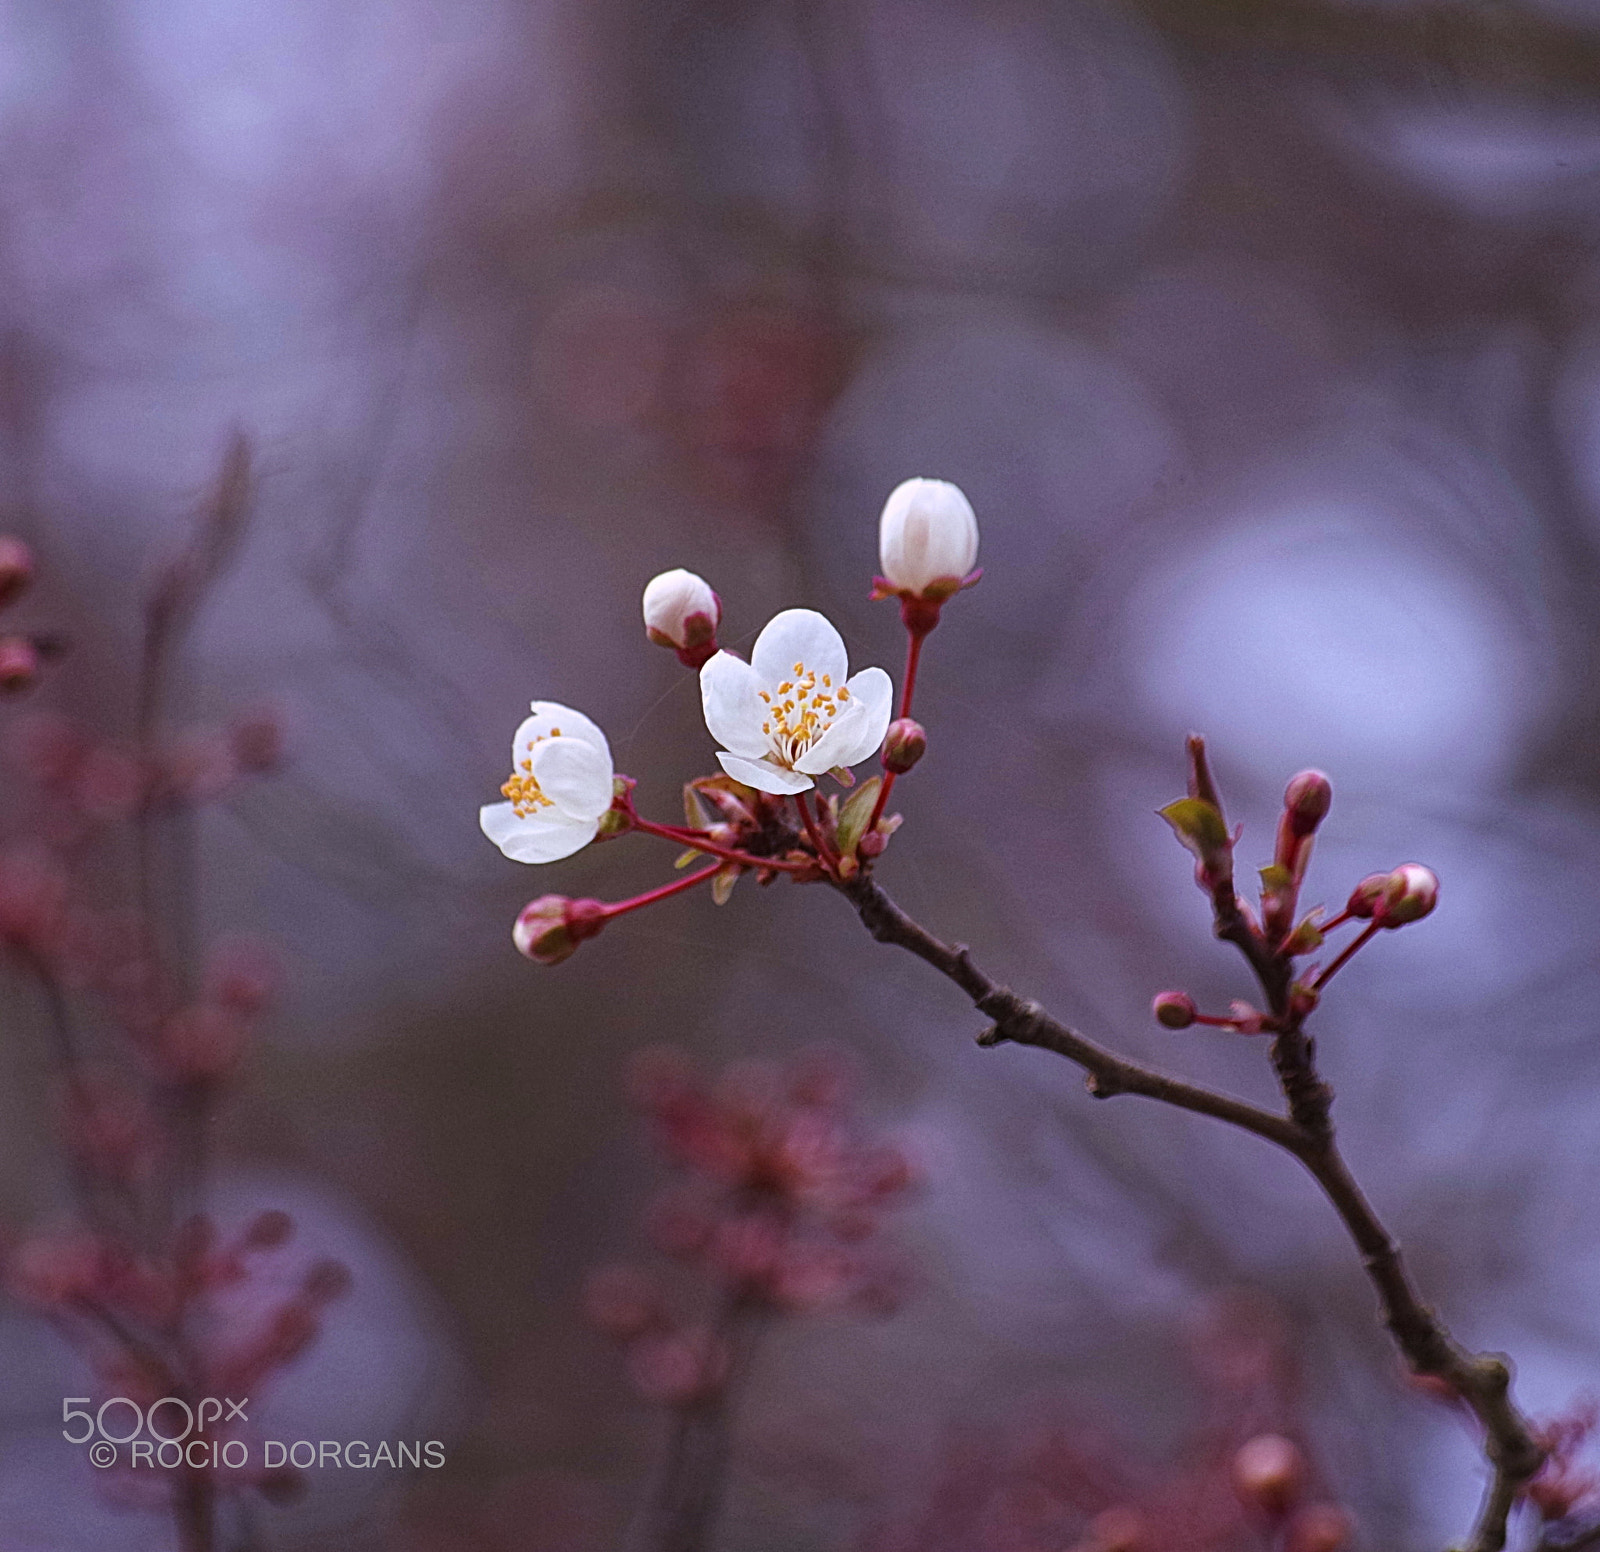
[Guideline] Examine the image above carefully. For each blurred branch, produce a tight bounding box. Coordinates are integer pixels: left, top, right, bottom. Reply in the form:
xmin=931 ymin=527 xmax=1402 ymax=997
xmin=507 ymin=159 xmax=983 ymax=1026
xmin=1136 ymin=0 xmax=1600 ymax=96
xmin=836 ymin=867 xmax=1544 ymax=1552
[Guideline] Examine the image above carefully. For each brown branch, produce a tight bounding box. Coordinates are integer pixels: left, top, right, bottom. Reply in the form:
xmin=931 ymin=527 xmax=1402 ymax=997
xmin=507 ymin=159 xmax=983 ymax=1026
xmin=835 ymin=870 xmax=1544 ymax=1552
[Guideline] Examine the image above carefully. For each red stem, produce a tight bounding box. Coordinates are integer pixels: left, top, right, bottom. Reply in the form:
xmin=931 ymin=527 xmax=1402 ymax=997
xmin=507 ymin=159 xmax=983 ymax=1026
xmin=866 ymin=628 xmax=928 ymax=835
xmin=1311 ymin=922 xmax=1380 ymax=991
xmin=603 ymin=863 xmax=723 ymax=920
xmin=629 ymin=813 xmax=805 ymax=874
xmin=794 ymin=791 xmax=837 ymax=873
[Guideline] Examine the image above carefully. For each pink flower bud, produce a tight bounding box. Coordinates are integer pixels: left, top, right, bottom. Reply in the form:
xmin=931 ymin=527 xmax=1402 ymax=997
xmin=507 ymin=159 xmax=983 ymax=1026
xmin=1232 ymin=1433 xmax=1306 ymax=1517
xmin=626 ymin=1326 xmax=728 ymax=1405
xmin=1283 ymin=1503 xmax=1352 ymax=1552
xmin=642 ymin=569 xmax=721 ymax=668
xmin=1374 ymin=863 xmax=1438 ymax=928
xmin=1282 ymin=771 xmax=1332 ymax=837
xmin=1153 ymin=991 xmax=1197 ymax=1029
xmin=881 ymin=718 xmax=926 ymax=775
xmin=512 ymin=895 xmax=607 ymax=964
xmin=0 ymin=635 xmax=38 ymax=693
xmin=1345 ymin=873 xmax=1389 ymax=919
xmin=0 ymin=537 xmax=33 ymax=609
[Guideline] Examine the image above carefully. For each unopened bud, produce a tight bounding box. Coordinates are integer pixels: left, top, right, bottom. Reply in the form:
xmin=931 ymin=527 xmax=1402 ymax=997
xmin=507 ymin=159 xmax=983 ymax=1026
xmin=877 ymin=478 xmax=979 ymax=601
xmin=1283 ymin=1503 xmax=1352 ymax=1552
xmin=0 ymin=636 xmax=38 ymax=693
xmin=642 ymin=569 xmax=721 ymax=668
xmin=1345 ymin=873 xmax=1389 ymax=920
xmin=1374 ymin=863 xmax=1438 ymax=928
xmin=0 ymin=537 xmax=33 ymax=609
xmin=1232 ymin=1433 xmax=1306 ymax=1517
xmin=1153 ymin=991 xmax=1197 ymax=1029
xmin=513 ymin=894 xmax=607 ymax=964
xmin=1283 ymin=771 xmax=1332 ymax=837
xmin=881 ymin=718 xmax=926 ymax=775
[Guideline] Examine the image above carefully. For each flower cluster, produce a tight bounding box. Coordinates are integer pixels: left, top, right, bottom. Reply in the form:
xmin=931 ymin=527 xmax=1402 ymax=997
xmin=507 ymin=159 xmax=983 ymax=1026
xmin=480 ymin=476 xmax=981 ymax=958
xmin=0 ymin=470 xmax=339 ymax=1545
xmin=6 ymin=1211 xmax=348 ymax=1503
xmin=582 ymin=1048 xmax=914 ymax=1405
xmin=1153 ymin=757 xmax=1438 ymax=1037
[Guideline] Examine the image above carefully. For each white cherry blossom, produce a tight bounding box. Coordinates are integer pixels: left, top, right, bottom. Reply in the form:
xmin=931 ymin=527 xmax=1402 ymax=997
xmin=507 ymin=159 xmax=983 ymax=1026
xmin=700 ymin=609 xmax=893 ymax=795
xmin=480 ymin=702 xmax=615 ymax=863
xmin=878 ymin=477 xmax=979 ymax=599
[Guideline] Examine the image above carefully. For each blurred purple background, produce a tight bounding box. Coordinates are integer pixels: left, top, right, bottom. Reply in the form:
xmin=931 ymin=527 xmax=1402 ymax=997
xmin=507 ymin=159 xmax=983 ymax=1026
xmin=3 ymin=1 xmax=1600 ymax=1547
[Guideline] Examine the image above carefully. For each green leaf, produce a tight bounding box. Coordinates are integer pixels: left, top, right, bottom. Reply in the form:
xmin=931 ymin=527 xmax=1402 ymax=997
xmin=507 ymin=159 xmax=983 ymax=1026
xmin=836 ymin=776 xmax=883 ymax=859
xmin=1157 ymin=798 xmax=1229 ymax=861
xmin=1258 ymin=864 xmax=1294 ymax=895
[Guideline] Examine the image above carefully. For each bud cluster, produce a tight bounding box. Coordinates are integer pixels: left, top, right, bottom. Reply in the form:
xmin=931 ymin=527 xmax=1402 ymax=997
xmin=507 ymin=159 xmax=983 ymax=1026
xmin=1155 ymin=755 xmax=1440 ymax=1038
xmin=584 ymin=1049 xmax=914 ymax=1405
xmin=5 ymin=1210 xmax=349 ymax=1498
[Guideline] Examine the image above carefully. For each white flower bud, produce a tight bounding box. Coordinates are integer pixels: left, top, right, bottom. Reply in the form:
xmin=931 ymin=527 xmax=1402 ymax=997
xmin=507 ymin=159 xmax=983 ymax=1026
xmin=877 ymin=478 xmax=979 ymax=599
xmin=642 ymin=569 xmax=720 ymax=662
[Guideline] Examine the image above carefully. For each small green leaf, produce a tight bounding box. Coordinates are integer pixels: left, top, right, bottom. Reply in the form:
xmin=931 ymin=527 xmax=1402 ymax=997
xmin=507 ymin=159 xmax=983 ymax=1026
xmin=1258 ymin=864 xmax=1294 ymax=895
xmin=836 ymin=776 xmax=883 ymax=858
xmin=1157 ymin=798 xmax=1229 ymax=861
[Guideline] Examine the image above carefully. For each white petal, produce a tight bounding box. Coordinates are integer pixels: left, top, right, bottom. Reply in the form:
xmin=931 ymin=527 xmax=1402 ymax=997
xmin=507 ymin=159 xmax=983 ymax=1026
xmin=528 ymin=736 xmax=614 ymax=821
xmin=827 ymin=666 xmax=894 ymax=769
xmin=479 ymin=802 xmax=600 ymax=863
xmin=717 ymin=751 xmax=815 ymax=795
xmin=511 ymin=702 xmax=612 ymax=770
xmin=750 ymin=609 xmax=848 ymax=688
xmin=700 ymin=651 xmax=770 ymax=758
xmin=793 ymin=698 xmax=869 ymax=775
xmin=878 ymin=478 xmax=979 ymax=595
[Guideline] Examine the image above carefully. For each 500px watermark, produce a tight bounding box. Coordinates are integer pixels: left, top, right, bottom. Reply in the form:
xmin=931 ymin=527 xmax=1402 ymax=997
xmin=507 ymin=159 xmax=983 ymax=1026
xmin=63 ymin=1399 xmax=446 ymax=1471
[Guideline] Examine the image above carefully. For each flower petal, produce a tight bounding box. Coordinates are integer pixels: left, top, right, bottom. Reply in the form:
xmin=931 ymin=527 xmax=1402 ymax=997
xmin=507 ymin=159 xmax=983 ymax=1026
xmin=717 ymin=751 xmax=815 ymax=794
xmin=480 ymin=801 xmax=600 ymax=863
xmin=700 ymin=651 xmax=770 ymax=758
xmin=818 ymin=666 xmax=894 ymax=770
xmin=529 ymin=736 xmax=614 ymax=821
xmin=750 ymin=609 xmax=848 ymax=688
xmin=512 ymin=702 xmax=611 ymax=770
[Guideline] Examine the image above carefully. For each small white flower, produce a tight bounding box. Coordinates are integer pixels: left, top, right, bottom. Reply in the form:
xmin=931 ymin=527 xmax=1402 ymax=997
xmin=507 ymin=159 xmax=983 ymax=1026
xmin=878 ymin=477 xmax=979 ymax=599
xmin=642 ymin=568 xmax=720 ymax=652
xmin=700 ymin=609 xmax=892 ymax=795
xmin=480 ymin=702 xmax=615 ymax=863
